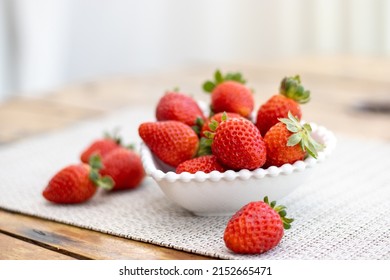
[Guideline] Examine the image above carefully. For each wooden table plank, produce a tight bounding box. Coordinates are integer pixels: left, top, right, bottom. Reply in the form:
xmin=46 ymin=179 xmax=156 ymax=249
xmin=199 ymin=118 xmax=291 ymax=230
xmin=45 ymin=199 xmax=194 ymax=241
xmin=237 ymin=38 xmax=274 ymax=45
xmin=0 ymin=97 xmax=102 ymax=144
xmin=0 ymin=233 xmax=75 ymax=260
xmin=0 ymin=211 xmax=213 ymax=260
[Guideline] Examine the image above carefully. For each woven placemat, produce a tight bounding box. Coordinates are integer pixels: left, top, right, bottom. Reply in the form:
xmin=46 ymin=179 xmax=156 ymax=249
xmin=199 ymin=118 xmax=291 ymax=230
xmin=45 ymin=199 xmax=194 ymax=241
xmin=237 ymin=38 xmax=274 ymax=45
xmin=0 ymin=106 xmax=389 ymax=260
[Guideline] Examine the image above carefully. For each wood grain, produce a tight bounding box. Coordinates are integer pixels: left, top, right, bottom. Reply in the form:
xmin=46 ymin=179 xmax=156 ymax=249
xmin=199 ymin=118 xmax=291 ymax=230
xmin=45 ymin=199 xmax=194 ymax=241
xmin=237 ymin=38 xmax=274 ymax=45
xmin=0 ymin=211 xmax=213 ymax=260
xmin=0 ymin=233 xmax=75 ymax=260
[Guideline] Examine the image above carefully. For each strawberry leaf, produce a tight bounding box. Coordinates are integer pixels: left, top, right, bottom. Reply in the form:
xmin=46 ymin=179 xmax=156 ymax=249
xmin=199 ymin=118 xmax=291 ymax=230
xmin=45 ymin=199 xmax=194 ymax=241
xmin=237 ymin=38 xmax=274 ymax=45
xmin=208 ymin=119 xmax=219 ymax=132
xmin=280 ymin=75 xmax=311 ymax=104
xmin=263 ymin=196 xmax=293 ymax=230
xmin=204 ymin=131 xmax=215 ymax=139
xmin=221 ymin=112 xmax=228 ymax=122
xmin=197 ymin=137 xmax=213 ymax=156
xmin=287 ymin=133 xmax=302 ymax=146
xmin=96 ymin=176 xmax=114 ymax=190
xmin=89 ymin=169 xmax=100 ymax=182
xmin=203 ymin=81 xmax=215 ymax=93
xmin=280 ymin=111 xmax=325 ymax=159
xmin=89 ymin=154 xmax=103 ymax=170
xmin=191 ymin=125 xmax=200 ymax=135
xmin=214 ymin=70 xmax=223 ymax=84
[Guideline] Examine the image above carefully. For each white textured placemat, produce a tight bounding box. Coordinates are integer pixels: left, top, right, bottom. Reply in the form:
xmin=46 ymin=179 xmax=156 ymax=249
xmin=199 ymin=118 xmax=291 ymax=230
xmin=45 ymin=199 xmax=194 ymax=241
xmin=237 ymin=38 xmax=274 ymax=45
xmin=0 ymin=106 xmax=389 ymax=260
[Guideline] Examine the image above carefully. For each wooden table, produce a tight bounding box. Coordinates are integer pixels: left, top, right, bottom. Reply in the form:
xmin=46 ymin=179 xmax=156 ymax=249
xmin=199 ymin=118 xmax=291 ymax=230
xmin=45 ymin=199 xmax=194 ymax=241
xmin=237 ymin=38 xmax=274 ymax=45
xmin=1 ymin=55 xmax=389 ymax=260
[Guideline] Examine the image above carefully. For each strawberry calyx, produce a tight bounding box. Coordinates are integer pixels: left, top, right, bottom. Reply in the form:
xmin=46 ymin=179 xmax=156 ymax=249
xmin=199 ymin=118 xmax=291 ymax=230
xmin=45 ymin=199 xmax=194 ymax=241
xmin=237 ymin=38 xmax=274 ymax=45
xmin=88 ymin=155 xmax=114 ymax=190
xmin=263 ymin=196 xmax=294 ymax=230
xmin=279 ymin=111 xmax=324 ymax=159
xmin=196 ymin=112 xmax=228 ymax=156
xmin=203 ymin=69 xmax=246 ymax=93
xmin=279 ymin=75 xmax=310 ymax=104
xmin=191 ymin=117 xmax=205 ymax=136
xmin=103 ymin=128 xmax=122 ymax=145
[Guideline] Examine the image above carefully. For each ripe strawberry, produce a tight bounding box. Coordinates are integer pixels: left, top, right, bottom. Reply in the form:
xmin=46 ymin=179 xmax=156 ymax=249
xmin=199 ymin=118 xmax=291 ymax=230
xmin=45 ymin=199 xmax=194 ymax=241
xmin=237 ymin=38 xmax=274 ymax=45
xmin=203 ymin=70 xmax=254 ymax=118
xmin=200 ymin=112 xmax=242 ymax=137
xmin=176 ymin=155 xmax=226 ymax=174
xmin=156 ymin=91 xmax=205 ymax=126
xmin=43 ymin=156 xmax=113 ymax=204
xmin=138 ymin=121 xmax=199 ymax=167
xmin=224 ymin=196 xmax=293 ymax=254
xmin=256 ymin=75 xmax=310 ymax=136
xmin=80 ymin=133 xmax=121 ymax=163
xmin=264 ymin=112 xmax=323 ymax=167
xmin=210 ymin=117 xmax=266 ymax=170
xmin=100 ymin=147 xmax=145 ymax=190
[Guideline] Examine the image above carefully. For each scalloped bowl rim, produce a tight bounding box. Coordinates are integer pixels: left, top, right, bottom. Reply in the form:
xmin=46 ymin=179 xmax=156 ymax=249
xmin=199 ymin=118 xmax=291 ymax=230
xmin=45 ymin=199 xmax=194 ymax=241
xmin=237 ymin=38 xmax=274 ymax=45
xmin=140 ymin=122 xmax=337 ymax=183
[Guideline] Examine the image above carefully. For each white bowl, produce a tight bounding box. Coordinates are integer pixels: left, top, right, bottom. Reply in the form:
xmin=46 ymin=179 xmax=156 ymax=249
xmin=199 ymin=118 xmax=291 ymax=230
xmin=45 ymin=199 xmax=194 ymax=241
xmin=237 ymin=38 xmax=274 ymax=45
xmin=140 ymin=123 xmax=336 ymax=216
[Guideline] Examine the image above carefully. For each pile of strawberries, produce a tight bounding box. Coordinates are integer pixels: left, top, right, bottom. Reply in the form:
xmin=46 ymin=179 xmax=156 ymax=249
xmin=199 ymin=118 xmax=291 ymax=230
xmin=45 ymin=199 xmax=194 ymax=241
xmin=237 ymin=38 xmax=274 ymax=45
xmin=42 ymin=133 xmax=145 ymax=204
xmin=139 ymin=70 xmax=323 ymax=254
xmin=139 ymin=70 xmax=322 ymax=173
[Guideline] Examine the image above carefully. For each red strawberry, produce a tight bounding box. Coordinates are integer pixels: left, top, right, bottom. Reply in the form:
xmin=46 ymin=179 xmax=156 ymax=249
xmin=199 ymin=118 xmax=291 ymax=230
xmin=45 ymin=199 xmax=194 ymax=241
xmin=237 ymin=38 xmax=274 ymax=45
xmin=256 ymin=75 xmax=310 ymax=136
xmin=100 ymin=147 xmax=145 ymax=190
xmin=211 ymin=117 xmax=266 ymax=170
xmin=80 ymin=133 xmax=121 ymax=163
xmin=138 ymin=121 xmax=199 ymax=167
xmin=176 ymin=155 xmax=226 ymax=174
xmin=156 ymin=91 xmax=205 ymax=126
xmin=43 ymin=157 xmax=113 ymax=204
xmin=264 ymin=112 xmax=323 ymax=167
xmin=224 ymin=196 xmax=293 ymax=254
xmin=200 ymin=112 xmax=242 ymax=137
xmin=203 ymin=70 xmax=254 ymax=118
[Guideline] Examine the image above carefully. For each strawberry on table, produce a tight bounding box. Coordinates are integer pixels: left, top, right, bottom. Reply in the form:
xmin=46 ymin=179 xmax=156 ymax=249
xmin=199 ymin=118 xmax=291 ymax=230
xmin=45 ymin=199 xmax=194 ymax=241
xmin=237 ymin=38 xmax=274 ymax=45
xmin=204 ymin=114 xmax=266 ymax=170
xmin=138 ymin=121 xmax=199 ymax=167
xmin=176 ymin=155 xmax=226 ymax=174
xmin=100 ymin=147 xmax=145 ymax=190
xmin=203 ymin=70 xmax=254 ymax=118
xmin=264 ymin=111 xmax=323 ymax=167
xmin=42 ymin=156 xmax=113 ymax=204
xmin=156 ymin=91 xmax=205 ymax=126
xmin=80 ymin=133 xmax=121 ymax=163
xmin=224 ymin=196 xmax=293 ymax=254
xmin=256 ymin=75 xmax=310 ymax=136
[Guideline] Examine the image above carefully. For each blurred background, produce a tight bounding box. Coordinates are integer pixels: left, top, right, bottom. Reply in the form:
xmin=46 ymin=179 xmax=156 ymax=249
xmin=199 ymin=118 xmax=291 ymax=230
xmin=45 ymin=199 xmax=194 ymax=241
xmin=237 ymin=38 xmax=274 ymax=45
xmin=1 ymin=0 xmax=390 ymax=102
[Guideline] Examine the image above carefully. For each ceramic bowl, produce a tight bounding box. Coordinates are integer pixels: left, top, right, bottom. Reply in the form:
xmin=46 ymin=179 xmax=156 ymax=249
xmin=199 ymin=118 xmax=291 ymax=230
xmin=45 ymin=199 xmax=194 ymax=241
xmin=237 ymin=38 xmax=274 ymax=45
xmin=140 ymin=122 xmax=336 ymax=216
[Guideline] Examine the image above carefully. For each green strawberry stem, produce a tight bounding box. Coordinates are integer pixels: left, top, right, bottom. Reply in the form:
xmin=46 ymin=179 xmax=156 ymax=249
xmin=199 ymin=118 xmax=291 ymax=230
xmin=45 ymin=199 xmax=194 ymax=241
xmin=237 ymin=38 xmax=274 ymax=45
xmin=88 ymin=155 xmax=114 ymax=190
xmin=263 ymin=196 xmax=293 ymax=230
xmin=203 ymin=69 xmax=246 ymax=93
xmin=279 ymin=75 xmax=310 ymax=104
xmin=279 ymin=111 xmax=324 ymax=159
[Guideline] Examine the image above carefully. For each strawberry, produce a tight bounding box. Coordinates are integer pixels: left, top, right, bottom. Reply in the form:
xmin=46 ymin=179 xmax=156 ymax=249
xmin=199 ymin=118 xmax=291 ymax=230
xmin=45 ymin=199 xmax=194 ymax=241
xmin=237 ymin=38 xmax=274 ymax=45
xmin=203 ymin=70 xmax=254 ymax=118
xmin=100 ymin=147 xmax=145 ymax=190
xmin=80 ymin=133 xmax=121 ymax=163
xmin=176 ymin=155 xmax=226 ymax=174
xmin=208 ymin=116 xmax=266 ymax=170
xmin=200 ymin=112 xmax=242 ymax=137
xmin=156 ymin=91 xmax=205 ymax=126
xmin=264 ymin=112 xmax=323 ymax=167
xmin=138 ymin=121 xmax=199 ymax=167
xmin=43 ymin=156 xmax=113 ymax=204
xmin=224 ymin=196 xmax=293 ymax=254
xmin=256 ymin=75 xmax=310 ymax=136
